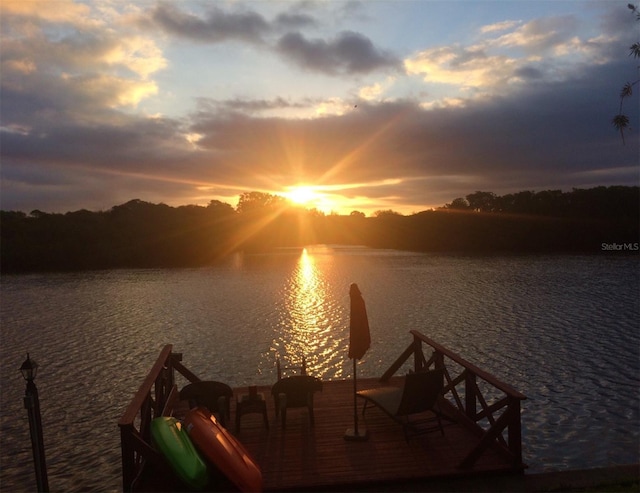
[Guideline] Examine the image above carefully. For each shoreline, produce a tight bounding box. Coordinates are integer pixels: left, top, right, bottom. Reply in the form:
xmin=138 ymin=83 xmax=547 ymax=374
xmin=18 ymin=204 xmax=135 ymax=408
xmin=517 ymin=464 xmax=640 ymax=492
xmin=344 ymin=464 xmax=640 ymax=492
xmin=408 ymin=464 xmax=640 ymax=493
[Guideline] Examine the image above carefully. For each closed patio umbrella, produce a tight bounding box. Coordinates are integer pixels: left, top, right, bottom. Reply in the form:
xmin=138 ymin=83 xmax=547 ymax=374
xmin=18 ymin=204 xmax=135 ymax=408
xmin=344 ymin=283 xmax=370 ymax=441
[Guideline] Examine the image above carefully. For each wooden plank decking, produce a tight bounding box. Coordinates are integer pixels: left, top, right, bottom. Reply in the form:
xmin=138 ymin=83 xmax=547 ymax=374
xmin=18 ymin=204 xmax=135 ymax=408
xmin=120 ymin=341 xmax=526 ymax=492
xmin=173 ymin=378 xmax=523 ymax=492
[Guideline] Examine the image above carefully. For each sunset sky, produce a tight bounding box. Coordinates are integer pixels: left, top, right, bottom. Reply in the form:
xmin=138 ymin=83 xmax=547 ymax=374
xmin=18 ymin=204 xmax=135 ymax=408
xmin=1 ymin=1 xmax=638 ymax=216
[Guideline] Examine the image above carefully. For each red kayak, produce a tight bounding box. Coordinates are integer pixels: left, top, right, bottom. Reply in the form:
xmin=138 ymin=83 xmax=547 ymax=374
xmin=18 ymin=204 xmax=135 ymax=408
xmin=184 ymin=407 xmax=263 ymax=492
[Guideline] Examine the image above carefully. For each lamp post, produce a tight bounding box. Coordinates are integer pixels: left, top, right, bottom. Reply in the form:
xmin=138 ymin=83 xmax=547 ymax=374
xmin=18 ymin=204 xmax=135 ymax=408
xmin=20 ymin=353 xmax=49 ymax=492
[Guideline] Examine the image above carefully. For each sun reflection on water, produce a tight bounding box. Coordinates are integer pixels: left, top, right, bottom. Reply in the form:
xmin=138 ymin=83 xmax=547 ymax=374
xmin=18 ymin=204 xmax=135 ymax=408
xmin=272 ymin=247 xmax=347 ymax=379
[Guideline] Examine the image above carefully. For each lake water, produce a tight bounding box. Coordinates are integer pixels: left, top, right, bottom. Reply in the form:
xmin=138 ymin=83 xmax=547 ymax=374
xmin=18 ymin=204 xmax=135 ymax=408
xmin=1 ymin=246 xmax=638 ymax=492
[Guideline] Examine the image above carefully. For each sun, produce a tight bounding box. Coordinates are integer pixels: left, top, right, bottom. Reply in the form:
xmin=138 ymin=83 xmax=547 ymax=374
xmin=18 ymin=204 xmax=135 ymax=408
xmin=282 ymin=184 xmax=348 ymax=214
xmin=285 ymin=185 xmax=320 ymax=206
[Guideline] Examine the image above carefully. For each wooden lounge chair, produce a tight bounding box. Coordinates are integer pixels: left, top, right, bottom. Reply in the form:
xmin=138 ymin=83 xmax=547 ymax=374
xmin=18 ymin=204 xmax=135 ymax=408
xmin=180 ymin=381 xmax=233 ymax=427
xmin=271 ymin=375 xmax=322 ymax=428
xmin=357 ymin=368 xmax=445 ymax=440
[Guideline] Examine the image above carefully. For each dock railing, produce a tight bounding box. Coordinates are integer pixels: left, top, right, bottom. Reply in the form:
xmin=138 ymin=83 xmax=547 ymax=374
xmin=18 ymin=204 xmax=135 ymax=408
xmin=117 ymin=345 xmax=201 ymax=492
xmin=381 ymin=330 xmax=527 ymax=470
xmin=119 ymin=334 xmax=526 ymax=490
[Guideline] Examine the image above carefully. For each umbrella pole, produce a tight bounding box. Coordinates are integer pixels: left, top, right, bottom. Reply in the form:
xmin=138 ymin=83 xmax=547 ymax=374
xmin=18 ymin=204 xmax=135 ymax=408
xmin=344 ymin=358 xmax=369 ymax=441
xmin=353 ymin=358 xmax=358 ymax=435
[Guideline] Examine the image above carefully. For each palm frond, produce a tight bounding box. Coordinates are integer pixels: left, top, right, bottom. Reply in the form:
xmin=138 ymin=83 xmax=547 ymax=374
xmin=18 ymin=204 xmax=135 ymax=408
xmin=612 ymin=114 xmax=630 ymax=145
xmin=612 ymin=114 xmax=630 ymax=129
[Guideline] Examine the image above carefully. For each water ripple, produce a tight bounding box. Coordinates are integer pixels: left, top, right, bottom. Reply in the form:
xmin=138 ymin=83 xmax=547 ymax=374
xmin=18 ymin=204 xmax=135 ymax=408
xmin=1 ymin=251 xmax=638 ymax=491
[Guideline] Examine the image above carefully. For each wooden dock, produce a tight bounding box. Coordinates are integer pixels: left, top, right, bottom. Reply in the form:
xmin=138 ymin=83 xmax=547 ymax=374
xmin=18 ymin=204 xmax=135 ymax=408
xmin=221 ymin=379 xmax=521 ymax=491
xmin=119 ymin=332 xmax=527 ymax=492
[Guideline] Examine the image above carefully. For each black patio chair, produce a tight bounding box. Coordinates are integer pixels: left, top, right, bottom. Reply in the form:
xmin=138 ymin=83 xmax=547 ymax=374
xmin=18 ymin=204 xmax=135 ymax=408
xmin=271 ymin=375 xmax=322 ymax=428
xmin=180 ymin=381 xmax=233 ymax=427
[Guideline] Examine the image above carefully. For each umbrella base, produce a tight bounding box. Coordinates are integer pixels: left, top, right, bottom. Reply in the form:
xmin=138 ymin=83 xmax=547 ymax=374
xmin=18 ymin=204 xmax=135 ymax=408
xmin=344 ymin=427 xmax=369 ymax=441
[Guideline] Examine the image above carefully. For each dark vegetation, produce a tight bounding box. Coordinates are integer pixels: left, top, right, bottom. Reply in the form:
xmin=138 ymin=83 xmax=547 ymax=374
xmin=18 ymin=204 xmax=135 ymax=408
xmin=1 ymin=186 xmax=638 ymax=273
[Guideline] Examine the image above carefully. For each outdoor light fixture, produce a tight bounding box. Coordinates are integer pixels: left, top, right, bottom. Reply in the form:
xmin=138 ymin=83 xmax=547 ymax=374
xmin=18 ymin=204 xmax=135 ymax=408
xmin=19 ymin=353 xmax=49 ymax=492
xmin=20 ymin=353 xmax=38 ymax=381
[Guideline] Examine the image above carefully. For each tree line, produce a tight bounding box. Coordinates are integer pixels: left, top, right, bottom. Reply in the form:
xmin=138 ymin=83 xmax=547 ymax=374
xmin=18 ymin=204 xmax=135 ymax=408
xmin=1 ymin=186 xmax=638 ymax=273
xmin=442 ymin=186 xmax=639 ymax=217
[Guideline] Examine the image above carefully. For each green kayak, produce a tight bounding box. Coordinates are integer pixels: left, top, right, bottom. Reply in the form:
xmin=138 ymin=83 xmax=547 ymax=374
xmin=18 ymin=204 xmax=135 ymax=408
xmin=151 ymin=416 xmax=209 ymax=490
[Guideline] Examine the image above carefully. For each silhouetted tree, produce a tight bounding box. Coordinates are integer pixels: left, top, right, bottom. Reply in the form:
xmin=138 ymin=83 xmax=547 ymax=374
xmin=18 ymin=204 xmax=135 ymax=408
xmin=236 ymin=192 xmax=287 ymax=214
xmin=612 ymin=3 xmax=639 ymax=144
xmin=466 ymin=191 xmax=497 ymax=212
xmin=206 ymin=199 xmax=236 ymax=215
xmin=374 ymin=209 xmax=402 ymax=218
xmin=443 ymin=197 xmax=470 ymax=210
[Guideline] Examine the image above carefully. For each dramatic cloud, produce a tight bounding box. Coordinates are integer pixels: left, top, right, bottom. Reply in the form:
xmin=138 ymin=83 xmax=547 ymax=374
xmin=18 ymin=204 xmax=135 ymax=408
xmin=273 ymin=12 xmax=318 ymax=30
xmin=490 ymin=15 xmax=580 ymax=53
xmin=1 ymin=0 xmax=93 ymax=25
xmin=405 ymin=45 xmax=517 ymax=92
xmin=480 ymin=20 xmax=523 ymax=34
xmin=148 ymin=3 xmax=269 ymax=44
xmin=140 ymin=2 xmax=400 ymax=76
xmin=186 ymin=56 xmax=636 ymax=190
xmin=405 ymin=14 xmax=605 ymax=99
xmin=276 ymin=31 xmax=402 ymax=75
xmin=1 ymin=8 xmax=165 ymax=122
xmin=0 ymin=1 xmax=638 ymax=215
xmin=195 ymin=96 xmax=310 ymax=116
